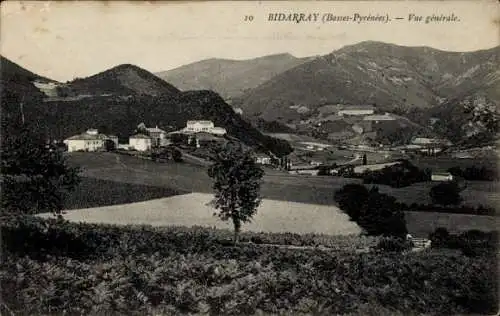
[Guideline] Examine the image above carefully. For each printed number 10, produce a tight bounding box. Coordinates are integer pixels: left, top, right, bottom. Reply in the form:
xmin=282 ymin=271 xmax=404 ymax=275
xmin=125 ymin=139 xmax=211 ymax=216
xmin=244 ymin=15 xmax=254 ymax=21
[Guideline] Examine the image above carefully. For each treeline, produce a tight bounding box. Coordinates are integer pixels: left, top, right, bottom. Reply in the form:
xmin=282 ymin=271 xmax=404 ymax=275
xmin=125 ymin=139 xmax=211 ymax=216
xmin=361 ymin=160 xmax=431 ymax=187
xmin=448 ymin=166 xmax=498 ymax=181
xmin=429 ymin=227 xmax=498 ymax=257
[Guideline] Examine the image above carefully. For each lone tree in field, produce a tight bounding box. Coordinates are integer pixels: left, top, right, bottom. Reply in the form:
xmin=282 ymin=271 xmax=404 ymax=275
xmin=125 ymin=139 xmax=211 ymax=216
xmin=208 ymin=142 xmax=264 ymax=244
xmin=1 ymin=126 xmax=81 ymax=215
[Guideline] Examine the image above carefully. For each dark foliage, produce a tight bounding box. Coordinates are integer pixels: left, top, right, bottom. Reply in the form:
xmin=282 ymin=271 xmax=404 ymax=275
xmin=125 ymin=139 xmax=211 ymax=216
xmin=334 ymin=184 xmax=370 ymax=221
xmin=1 ymin=126 xmax=81 ymax=215
xmin=447 ymin=166 xmax=499 ymax=181
xmin=63 ymin=177 xmax=184 ymax=210
xmin=1 ymin=60 xmax=293 ymax=158
xmin=429 ymin=181 xmax=463 ymax=206
xmin=253 ymin=118 xmax=294 ymax=133
xmin=334 ymin=184 xmax=407 ymax=237
xmin=208 ymin=142 xmax=264 ymax=244
xmin=362 ymin=160 xmax=431 ymax=188
xmin=373 ymin=236 xmax=413 ymax=253
xmin=150 ymin=146 xmax=183 ymax=162
xmin=406 ymin=202 xmax=495 ymax=216
xmin=429 ymin=227 xmax=498 ymax=257
xmin=0 ymin=216 xmax=497 ymax=315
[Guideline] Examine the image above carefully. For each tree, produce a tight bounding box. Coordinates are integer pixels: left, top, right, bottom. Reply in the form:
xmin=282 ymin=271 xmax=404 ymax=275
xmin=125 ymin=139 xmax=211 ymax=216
xmin=334 ymin=184 xmax=369 ymax=221
xmin=334 ymin=184 xmax=407 ymax=237
xmin=207 ymin=142 xmax=264 ymax=244
xmin=171 ymin=147 xmax=183 ymax=162
xmin=430 ymin=181 xmax=463 ymax=207
xmin=1 ymin=127 xmax=81 ymax=215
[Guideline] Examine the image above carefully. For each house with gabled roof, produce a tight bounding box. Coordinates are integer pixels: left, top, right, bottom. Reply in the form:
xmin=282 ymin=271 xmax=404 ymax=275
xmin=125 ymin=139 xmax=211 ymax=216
xmin=64 ymin=129 xmax=118 ymax=152
xmin=129 ymin=134 xmax=152 ymax=152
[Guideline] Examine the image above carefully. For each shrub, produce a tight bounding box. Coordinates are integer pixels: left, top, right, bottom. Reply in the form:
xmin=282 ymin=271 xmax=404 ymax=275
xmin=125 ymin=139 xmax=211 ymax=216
xmin=1 ymin=127 xmax=81 ymax=215
xmin=373 ymin=237 xmax=413 ymax=253
xmin=362 ymin=160 xmax=430 ymax=188
xmin=429 ymin=227 xmax=498 ymax=257
xmin=429 ymin=181 xmax=463 ymax=206
xmin=334 ymin=184 xmax=370 ymax=221
xmin=448 ymin=166 xmax=498 ymax=181
xmin=334 ymin=185 xmax=407 ymax=237
xmin=0 ymin=216 xmax=497 ymax=315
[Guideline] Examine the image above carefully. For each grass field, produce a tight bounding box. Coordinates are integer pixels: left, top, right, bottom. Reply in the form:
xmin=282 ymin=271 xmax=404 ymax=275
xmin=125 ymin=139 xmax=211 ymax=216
xmin=65 ymin=152 xmax=498 ymax=237
xmin=64 ymin=177 xmax=186 ymax=210
xmin=45 ymin=193 xmax=362 ymax=236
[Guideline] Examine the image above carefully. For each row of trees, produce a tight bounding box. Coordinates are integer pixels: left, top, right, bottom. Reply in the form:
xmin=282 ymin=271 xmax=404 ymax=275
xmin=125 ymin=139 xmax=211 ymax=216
xmin=361 ymin=160 xmax=431 ymax=188
xmin=447 ymin=166 xmax=498 ymax=181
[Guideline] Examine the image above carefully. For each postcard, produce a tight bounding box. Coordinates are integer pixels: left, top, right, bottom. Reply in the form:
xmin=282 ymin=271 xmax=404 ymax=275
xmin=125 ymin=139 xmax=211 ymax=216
xmin=1 ymin=1 xmax=498 ymax=315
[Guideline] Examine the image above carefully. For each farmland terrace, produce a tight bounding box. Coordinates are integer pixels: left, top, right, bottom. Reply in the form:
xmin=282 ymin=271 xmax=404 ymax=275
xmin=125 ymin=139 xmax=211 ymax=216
xmin=68 ymin=152 xmax=499 ymax=208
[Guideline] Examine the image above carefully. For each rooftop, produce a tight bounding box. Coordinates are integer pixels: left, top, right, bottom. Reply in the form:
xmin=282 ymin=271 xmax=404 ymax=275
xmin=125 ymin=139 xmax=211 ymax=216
xmin=338 ymin=105 xmax=375 ymax=111
xmin=146 ymin=126 xmax=166 ymax=133
xmin=187 ymin=120 xmax=213 ymax=125
xmin=65 ymin=129 xmax=111 ymax=141
xmin=130 ymin=134 xmax=151 ymax=139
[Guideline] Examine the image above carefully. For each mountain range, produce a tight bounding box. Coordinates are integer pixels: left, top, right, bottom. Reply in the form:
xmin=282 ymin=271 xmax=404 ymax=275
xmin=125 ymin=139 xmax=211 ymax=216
xmin=2 ymin=41 xmax=498 ymax=151
xmin=234 ymin=42 xmax=499 ymax=120
xmin=155 ymin=53 xmax=313 ymax=101
xmin=157 ymin=41 xmax=499 ymax=144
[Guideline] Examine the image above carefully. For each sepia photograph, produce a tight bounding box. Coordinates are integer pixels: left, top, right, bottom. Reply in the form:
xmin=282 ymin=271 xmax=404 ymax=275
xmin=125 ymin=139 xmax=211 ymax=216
xmin=0 ymin=0 xmax=498 ymax=315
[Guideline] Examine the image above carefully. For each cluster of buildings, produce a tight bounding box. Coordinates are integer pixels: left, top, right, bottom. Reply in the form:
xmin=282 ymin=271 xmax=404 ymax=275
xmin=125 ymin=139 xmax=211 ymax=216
xmin=64 ymin=120 xmax=227 ymax=153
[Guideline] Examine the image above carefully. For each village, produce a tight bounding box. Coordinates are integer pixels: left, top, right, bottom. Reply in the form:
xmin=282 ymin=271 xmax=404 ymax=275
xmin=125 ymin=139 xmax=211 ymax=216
xmin=62 ymin=114 xmax=458 ymax=182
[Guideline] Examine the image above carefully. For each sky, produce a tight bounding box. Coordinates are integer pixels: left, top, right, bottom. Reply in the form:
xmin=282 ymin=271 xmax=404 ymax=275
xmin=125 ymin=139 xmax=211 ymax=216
xmin=1 ymin=1 xmax=499 ymax=82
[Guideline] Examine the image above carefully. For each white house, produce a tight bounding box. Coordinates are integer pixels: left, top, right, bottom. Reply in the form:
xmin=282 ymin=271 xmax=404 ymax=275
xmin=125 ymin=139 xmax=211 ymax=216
xmin=255 ymin=153 xmax=272 ymax=165
xmin=412 ymin=137 xmax=451 ymax=146
xmin=337 ymin=106 xmax=375 ymax=116
xmin=431 ymin=172 xmax=454 ymax=182
xmin=363 ymin=113 xmax=396 ymax=122
xmin=129 ymin=134 xmax=152 ymax=152
xmin=145 ymin=126 xmax=168 ymax=147
xmin=33 ymin=80 xmax=59 ymax=97
xmin=182 ymin=120 xmax=227 ymax=136
xmin=64 ymin=129 xmax=117 ymax=152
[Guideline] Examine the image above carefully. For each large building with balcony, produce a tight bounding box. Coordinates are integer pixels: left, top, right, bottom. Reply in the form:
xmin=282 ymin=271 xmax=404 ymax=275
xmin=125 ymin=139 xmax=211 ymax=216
xmin=182 ymin=120 xmax=227 ymax=136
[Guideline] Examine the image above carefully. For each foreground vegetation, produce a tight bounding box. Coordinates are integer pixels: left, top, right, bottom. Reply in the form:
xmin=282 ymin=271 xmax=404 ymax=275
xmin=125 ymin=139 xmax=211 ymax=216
xmin=1 ymin=216 xmax=497 ymax=316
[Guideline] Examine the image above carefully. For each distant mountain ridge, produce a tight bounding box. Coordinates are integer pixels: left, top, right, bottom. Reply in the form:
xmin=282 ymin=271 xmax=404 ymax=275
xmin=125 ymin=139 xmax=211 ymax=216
xmin=155 ymin=53 xmax=313 ymax=100
xmin=69 ymin=64 xmax=180 ymax=96
xmin=234 ymin=41 xmax=499 ymax=121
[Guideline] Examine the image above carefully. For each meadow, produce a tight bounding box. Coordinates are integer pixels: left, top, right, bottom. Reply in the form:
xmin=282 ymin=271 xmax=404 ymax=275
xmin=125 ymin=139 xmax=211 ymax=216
xmin=68 ymin=152 xmax=499 ymax=208
xmin=63 ymin=153 xmax=497 ymax=238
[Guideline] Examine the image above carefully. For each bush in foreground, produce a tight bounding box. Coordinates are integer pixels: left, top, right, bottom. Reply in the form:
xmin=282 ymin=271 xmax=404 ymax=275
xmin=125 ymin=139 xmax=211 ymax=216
xmin=334 ymin=184 xmax=407 ymax=237
xmin=429 ymin=227 xmax=498 ymax=257
xmin=1 ymin=216 xmax=497 ymax=315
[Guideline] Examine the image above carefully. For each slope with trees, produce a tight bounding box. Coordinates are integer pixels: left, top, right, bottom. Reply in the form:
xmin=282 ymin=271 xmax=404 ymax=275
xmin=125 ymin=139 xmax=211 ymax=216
xmin=0 ymin=57 xmax=293 ymax=157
